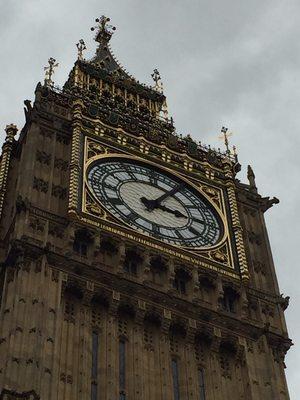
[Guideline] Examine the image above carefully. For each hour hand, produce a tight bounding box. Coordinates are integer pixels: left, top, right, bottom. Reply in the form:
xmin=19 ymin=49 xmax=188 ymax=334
xmin=140 ymin=196 xmax=157 ymax=211
xmin=157 ymin=204 xmax=187 ymax=219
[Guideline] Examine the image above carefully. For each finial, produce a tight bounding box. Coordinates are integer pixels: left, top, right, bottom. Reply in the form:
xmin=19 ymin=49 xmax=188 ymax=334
xmin=151 ymin=69 xmax=164 ymax=93
xmin=218 ymin=126 xmax=232 ymax=155
xmin=5 ymin=124 xmax=18 ymax=143
xmin=247 ymin=165 xmax=257 ymax=192
xmin=44 ymin=57 xmax=59 ymax=88
xmin=232 ymin=145 xmax=238 ymax=162
xmin=161 ymin=99 xmax=169 ymax=120
xmin=91 ymin=16 xmax=116 ymax=44
xmin=76 ymin=39 xmax=86 ymax=60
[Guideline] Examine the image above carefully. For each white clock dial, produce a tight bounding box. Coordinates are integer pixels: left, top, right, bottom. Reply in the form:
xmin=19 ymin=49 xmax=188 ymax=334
xmin=87 ymin=158 xmax=223 ymax=248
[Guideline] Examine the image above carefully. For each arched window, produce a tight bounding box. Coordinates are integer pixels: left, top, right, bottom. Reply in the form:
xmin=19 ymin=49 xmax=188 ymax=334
xmin=150 ymin=256 xmax=167 ymax=285
xmin=171 ymin=358 xmax=180 ymax=400
xmin=222 ymin=286 xmax=239 ymax=313
xmin=91 ymin=331 xmax=99 ymax=400
xmin=73 ymin=228 xmax=93 ymax=257
xmin=123 ymin=249 xmax=142 ymax=275
xmin=198 ymin=368 xmax=206 ymax=400
xmin=119 ymin=339 xmax=126 ymax=400
xmin=173 ymin=268 xmax=190 ymax=295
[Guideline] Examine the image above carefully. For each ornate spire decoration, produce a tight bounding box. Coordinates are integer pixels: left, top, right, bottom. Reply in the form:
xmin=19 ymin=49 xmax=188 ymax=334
xmin=232 ymin=145 xmax=238 ymax=162
xmin=218 ymin=126 xmax=232 ymax=155
xmin=161 ymin=99 xmax=169 ymax=120
xmin=151 ymin=69 xmax=164 ymax=93
xmin=91 ymin=16 xmax=116 ymax=44
xmin=247 ymin=165 xmax=257 ymax=192
xmin=76 ymin=39 xmax=86 ymax=60
xmin=44 ymin=57 xmax=59 ymax=88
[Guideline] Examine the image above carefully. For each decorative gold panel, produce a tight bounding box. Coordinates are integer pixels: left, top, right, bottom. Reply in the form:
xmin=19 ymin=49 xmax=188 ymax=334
xmin=75 ymin=134 xmax=250 ymax=279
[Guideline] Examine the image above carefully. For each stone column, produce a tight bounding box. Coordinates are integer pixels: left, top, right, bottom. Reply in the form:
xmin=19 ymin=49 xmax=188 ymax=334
xmin=0 ymin=124 xmax=18 ymax=220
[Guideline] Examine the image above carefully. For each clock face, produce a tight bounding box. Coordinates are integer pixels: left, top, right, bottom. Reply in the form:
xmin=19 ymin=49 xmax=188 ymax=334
xmin=87 ymin=158 xmax=223 ymax=248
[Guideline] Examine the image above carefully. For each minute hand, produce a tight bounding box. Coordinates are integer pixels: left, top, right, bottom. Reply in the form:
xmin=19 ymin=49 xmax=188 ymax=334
xmin=153 ymin=184 xmax=184 ymax=206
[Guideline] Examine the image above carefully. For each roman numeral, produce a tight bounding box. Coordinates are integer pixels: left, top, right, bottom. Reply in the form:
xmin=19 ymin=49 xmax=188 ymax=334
xmin=128 ymin=212 xmax=139 ymax=221
xmin=108 ymin=198 xmax=123 ymax=206
xmin=175 ymin=230 xmax=184 ymax=239
xmin=149 ymin=171 xmax=158 ymax=186
xmin=189 ymin=226 xmax=200 ymax=236
xmin=103 ymin=181 xmax=116 ymax=190
xmin=191 ymin=217 xmax=205 ymax=224
xmin=151 ymin=223 xmax=160 ymax=236
xmin=122 ymin=165 xmax=136 ymax=180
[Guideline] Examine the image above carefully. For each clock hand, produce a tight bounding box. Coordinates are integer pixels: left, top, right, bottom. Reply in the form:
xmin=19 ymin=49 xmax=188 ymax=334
xmin=141 ymin=196 xmax=156 ymax=211
xmin=140 ymin=184 xmax=184 ymax=211
xmin=157 ymin=204 xmax=187 ymax=219
xmin=140 ymin=197 xmax=187 ymax=218
xmin=153 ymin=183 xmax=184 ymax=205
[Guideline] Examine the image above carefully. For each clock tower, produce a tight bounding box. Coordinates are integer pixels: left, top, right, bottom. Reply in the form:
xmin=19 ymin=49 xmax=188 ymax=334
xmin=0 ymin=16 xmax=292 ymax=400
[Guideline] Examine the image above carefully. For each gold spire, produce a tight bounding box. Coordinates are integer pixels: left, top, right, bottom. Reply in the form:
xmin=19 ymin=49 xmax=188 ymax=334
xmin=91 ymin=16 xmax=116 ymax=44
xmin=218 ymin=126 xmax=232 ymax=155
xmin=151 ymin=69 xmax=164 ymax=93
xmin=76 ymin=39 xmax=86 ymax=60
xmin=44 ymin=57 xmax=59 ymax=87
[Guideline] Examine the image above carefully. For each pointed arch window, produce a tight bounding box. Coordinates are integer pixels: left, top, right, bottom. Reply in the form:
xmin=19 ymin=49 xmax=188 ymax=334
xmin=173 ymin=268 xmax=191 ymax=295
xmin=119 ymin=339 xmax=126 ymax=400
xmin=222 ymin=286 xmax=239 ymax=313
xmin=171 ymin=358 xmax=180 ymax=400
xmin=198 ymin=368 xmax=206 ymax=400
xmin=73 ymin=228 xmax=94 ymax=257
xmin=123 ymin=249 xmax=142 ymax=275
xmin=91 ymin=331 xmax=99 ymax=400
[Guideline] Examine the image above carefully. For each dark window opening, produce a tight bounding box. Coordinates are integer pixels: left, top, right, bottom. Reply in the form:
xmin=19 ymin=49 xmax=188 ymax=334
xmin=73 ymin=240 xmax=88 ymax=256
xmin=174 ymin=277 xmax=186 ymax=294
xmin=123 ymin=249 xmax=142 ymax=275
xmin=173 ymin=269 xmax=190 ymax=295
xmin=222 ymin=287 xmax=238 ymax=313
xmin=150 ymin=256 xmax=167 ymax=285
xmin=91 ymin=331 xmax=99 ymax=400
xmin=73 ymin=228 xmax=93 ymax=257
xmin=119 ymin=340 xmax=126 ymax=400
xmin=198 ymin=368 xmax=206 ymax=400
xmin=172 ymin=358 xmax=180 ymax=400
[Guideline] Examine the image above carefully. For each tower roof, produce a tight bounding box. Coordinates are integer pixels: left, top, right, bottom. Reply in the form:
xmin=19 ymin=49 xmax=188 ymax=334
xmin=60 ymin=16 xmax=239 ymax=171
xmin=90 ymin=16 xmax=130 ymax=78
xmin=64 ymin=16 xmax=165 ymax=103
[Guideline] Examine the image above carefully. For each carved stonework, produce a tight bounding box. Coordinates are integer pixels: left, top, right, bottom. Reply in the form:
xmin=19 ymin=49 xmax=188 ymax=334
xmin=247 ymin=231 xmax=262 ymax=245
xmin=210 ymin=244 xmax=229 ymax=265
xmin=85 ymin=192 xmax=105 ymax=217
xmin=87 ymin=139 xmax=106 ymax=158
xmin=0 ymin=390 xmax=39 ymax=400
xmin=52 ymin=185 xmax=67 ymax=199
xmin=29 ymin=217 xmax=45 ymax=233
xmin=33 ymin=177 xmax=48 ymax=193
xmin=54 ymin=158 xmax=68 ymax=171
xmin=201 ymin=184 xmax=222 ymax=208
xmin=36 ymin=150 xmax=51 ymax=165
xmin=48 ymin=223 xmax=64 ymax=238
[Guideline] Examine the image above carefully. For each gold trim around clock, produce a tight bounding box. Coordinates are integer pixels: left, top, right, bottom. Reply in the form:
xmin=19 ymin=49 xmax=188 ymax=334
xmin=84 ymin=152 xmax=230 ymax=252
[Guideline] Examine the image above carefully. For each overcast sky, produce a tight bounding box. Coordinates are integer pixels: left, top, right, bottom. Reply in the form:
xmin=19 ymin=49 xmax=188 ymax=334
xmin=1 ymin=0 xmax=299 ymax=397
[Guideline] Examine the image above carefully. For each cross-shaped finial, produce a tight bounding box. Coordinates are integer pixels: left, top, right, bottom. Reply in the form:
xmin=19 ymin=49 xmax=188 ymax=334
xmin=44 ymin=57 xmax=59 ymax=88
xmin=151 ymin=69 xmax=163 ymax=93
xmin=218 ymin=126 xmax=232 ymax=154
xmin=91 ymin=16 xmax=116 ymax=43
xmin=76 ymin=39 xmax=86 ymax=60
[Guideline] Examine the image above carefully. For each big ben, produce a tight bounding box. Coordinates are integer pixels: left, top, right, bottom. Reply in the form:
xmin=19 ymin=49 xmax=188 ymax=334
xmin=0 ymin=16 xmax=291 ymax=400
